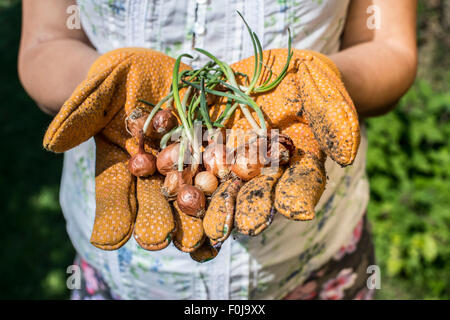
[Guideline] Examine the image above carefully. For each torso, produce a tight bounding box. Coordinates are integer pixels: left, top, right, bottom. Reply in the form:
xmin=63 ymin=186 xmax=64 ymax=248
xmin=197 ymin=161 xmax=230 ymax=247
xmin=60 ymin=0 xmax=369 ymax=299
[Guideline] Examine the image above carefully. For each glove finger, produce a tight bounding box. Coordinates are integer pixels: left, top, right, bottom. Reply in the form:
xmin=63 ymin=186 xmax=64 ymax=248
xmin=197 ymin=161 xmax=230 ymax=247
xmin=90 ymin=136 xmax=137 ymax=250
xmin=203 ymin=178 xmax=243 ymax=244
xmin=44 ymin=57 xmax=132 ymax=153
xmin=230 ymin=48 xmax=360 ymax=166
xmin=172 ymin=202 xmax=205 ymax=253
xmin=44 ymin=49 xmax=191 ymax=154
xmin=122 ymin=50 xmax=191 ymax=115
xmin=189 ymin=240 xmax=220 ymax=263
xmin=230 ymin=49 xmax=304 ymax=128
xmin=133 ymin=175 xmax=176 ymax=251
xmin=297 ymin=53 xmax=360 ymax=166
xmin=274 ymin=151 xmax=326 ymax=221
xmin=280 ymin=121 xmax=322 ymax=159
xmin=234 ymin=167 xmax=283 ymax=235
xmin=94 ymin=134 xmax=130 ymax=175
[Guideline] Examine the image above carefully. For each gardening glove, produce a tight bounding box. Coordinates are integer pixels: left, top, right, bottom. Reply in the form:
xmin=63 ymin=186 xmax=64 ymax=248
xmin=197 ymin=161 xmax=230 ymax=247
xmin=172 ymin=197 xmax=221 ymax=262
xmin=204 ymin=49 xmax=360 ymax=240
xmin=203 ymin=177 xmax=243 ymax=246
xmin=190 ymin=240 xmax=220 ymax=263
xmin=43 ymin=48 xmax=191 ymax=251
xmin=172 ymin=201 xmax=206 ymax=253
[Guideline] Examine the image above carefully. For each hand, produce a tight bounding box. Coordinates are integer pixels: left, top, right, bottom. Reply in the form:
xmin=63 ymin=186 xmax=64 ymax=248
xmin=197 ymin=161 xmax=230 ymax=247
xmin=203 ymin=49 xmax=361 ymax=241
xmin=43 ymin=48 xmax=190 ymax=251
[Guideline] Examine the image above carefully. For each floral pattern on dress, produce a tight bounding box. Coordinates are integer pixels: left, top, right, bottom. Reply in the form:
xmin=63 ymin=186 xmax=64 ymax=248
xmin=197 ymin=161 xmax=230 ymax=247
xmin=73 ymin=214 xmax=376 ymax=300
xmin=283 ymin=280 xmax=318 ymax=300
xmin=107 ymin=0 xmax=125 ymax=15
xmin=354 ymin=288 xmax=375 ymax=300
xmin=281 ymin=214 xmax=376 ymax=300
xmin=334 ymin=218 xmax=364 ymax=260
xmin=319 ymin=268 xmax=357 ymax=300
xmin=71 ymin=256 xmax=123 ymax=300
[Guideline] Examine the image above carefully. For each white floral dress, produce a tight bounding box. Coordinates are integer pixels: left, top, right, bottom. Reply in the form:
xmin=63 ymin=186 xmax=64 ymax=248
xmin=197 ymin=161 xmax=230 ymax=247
xmin=62 ymin=0 xmax=370 ymax=299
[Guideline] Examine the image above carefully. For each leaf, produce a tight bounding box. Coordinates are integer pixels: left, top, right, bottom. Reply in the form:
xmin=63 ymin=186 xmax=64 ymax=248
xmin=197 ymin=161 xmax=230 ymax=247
xmin=422 ymin=234 xmax=438 ymax=263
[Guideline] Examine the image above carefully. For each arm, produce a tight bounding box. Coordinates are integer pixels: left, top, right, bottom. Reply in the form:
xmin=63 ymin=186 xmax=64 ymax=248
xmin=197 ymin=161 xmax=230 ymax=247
xmin=329 ymin=0 xmax=418 ymax=118
xmin=18 ymin=0 xmax=100 ymax=115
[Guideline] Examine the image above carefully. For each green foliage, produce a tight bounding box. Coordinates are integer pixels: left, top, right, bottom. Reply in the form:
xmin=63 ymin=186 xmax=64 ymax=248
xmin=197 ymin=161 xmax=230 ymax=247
xmin=366 ymin=78 xmax=450 ymax=299
xmin=0 ymin=0 xmax=19 ymax=9
xmin=0 ymin=2 xmax=74 ymax=299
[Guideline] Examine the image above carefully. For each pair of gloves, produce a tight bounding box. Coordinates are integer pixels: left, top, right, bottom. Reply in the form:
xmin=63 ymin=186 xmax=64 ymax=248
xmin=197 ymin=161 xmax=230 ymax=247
xmin=43 ymin=47 xmax=360 ymax=261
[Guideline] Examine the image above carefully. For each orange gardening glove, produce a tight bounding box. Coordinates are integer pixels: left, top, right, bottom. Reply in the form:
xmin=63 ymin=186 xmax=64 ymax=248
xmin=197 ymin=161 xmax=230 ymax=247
xmin=203 ymin=49 xmax=360 ymax=241
xmin=43 ymin=48 xmax=194 ymax=251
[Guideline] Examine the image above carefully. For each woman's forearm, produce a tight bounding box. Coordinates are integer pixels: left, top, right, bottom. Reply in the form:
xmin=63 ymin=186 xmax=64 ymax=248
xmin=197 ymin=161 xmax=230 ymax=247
xmin=19 ymin=0 xmax=100 ymax=115
xmin=18 ymin=39 xmax=99 ymax=115
xmin=329 ymin=0 xmax=417 ymax=118
xmin=330 ymin=41 xmax=417 ymax=118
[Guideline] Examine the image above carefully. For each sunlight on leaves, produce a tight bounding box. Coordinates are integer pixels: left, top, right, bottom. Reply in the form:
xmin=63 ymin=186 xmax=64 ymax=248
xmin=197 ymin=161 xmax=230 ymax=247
xmin=41 ymin=269 xmax=67 ymax=298
xmin=29 ymin=186 xmax=60 ymax=212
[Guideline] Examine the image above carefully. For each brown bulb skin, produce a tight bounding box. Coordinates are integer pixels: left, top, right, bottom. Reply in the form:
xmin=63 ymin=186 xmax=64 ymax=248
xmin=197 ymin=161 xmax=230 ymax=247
xmin=177 ymin=185 xmax=206 ymax=218
xmin=156 ymin=142 xmax=180 ymax=175
xmin=162 ymin=170 xmax=193 ymax=198
xmin=267 ymin=143 xmax=290 ymax=166
xmin=230 ymin=141 xmax=264 ymax=181
xmin=126 ymin=108 xmax=149 ymax=138
xmin=128 ymin=152 xmax=157 ymax=177
xmin=151 ymin=109 xmax=178 ymax=138
xmin=203 ymin=143 xmax=230 ymax=180
xmin=194 ymin=171 xmax=218 ymax=196
xmin=231 ymin=154 xmax=262 ymax=181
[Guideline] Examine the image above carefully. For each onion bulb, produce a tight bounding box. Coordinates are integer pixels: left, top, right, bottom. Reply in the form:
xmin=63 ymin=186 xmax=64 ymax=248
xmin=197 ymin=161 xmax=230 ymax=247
xmin=231 ymin=142 xmax=263 ymax=181
xmin=125 ymin=108 xmax=149 ymax=138
xmin=156 ymin=142 xmax=180 ymax=175
xmin=203 ymin=143 xmax=230 ymax=180
xmin=162 ymin=170 xmax=193 ymax=198
xmin=194 ymin=171 xmax=218 ymax=196
xmin=266 ymin=133 xmax=295 ymax=166
xmin=150 ymin=109 xmax=178 ymax=138
xmin=275 ymin=134 xmax=295 ymax=159
xmin=128 ymin=133 xmax=156 ymax=177
xmin=177 ymin=185 xmax=206 ymax=218
xmin=267 ymin=143 xmax=290 ymax=166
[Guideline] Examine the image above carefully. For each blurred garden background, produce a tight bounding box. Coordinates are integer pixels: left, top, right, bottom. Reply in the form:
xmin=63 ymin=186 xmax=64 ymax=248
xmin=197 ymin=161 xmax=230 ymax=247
xmin=0 ymin=0 xmax=448 ymax=299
